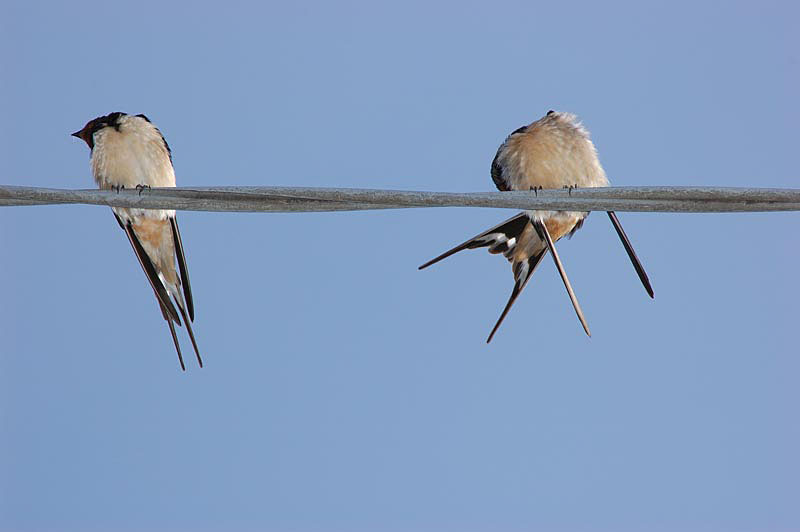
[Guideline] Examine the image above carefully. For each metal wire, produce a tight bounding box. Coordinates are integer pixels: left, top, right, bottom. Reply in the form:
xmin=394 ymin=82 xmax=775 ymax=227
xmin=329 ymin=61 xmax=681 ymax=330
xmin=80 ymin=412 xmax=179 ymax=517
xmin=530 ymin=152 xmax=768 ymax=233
xmin=1 ymin=185 xmax=800 ymax=213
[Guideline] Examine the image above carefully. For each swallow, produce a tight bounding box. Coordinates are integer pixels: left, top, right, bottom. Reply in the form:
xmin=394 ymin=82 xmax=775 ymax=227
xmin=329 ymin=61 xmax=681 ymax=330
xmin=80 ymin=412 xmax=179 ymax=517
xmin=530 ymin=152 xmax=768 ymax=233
xmin=420 ymin=110 xmax=653 ymax=342
xmin=72 ymin=112 xmax=201 ymax=370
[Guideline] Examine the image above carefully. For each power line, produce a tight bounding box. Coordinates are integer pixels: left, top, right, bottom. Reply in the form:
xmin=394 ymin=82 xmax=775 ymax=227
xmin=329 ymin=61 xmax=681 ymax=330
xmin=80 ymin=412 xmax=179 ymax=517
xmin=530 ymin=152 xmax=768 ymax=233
xmin=1 ymin=185 xmax=799 ymax=213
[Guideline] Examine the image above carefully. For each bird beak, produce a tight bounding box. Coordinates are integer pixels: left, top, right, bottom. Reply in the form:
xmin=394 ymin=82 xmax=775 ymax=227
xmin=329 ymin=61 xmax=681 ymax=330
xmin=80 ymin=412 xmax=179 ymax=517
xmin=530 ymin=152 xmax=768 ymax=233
xmin=71 ymin=130 xmax=82 ymax=138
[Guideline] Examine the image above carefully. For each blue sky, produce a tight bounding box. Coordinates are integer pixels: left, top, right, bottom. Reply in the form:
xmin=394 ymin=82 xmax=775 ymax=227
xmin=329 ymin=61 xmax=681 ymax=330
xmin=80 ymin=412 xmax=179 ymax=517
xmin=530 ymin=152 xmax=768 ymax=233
xmin=1 ymin=1 xmax=798 ymax=531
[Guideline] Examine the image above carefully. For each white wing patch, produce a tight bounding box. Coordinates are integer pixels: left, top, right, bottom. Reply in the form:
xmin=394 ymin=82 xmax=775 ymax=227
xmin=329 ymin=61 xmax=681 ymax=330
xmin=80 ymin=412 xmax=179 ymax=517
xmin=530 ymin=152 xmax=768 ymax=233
xmin=475 ymin=232 xmax=520 ymax=261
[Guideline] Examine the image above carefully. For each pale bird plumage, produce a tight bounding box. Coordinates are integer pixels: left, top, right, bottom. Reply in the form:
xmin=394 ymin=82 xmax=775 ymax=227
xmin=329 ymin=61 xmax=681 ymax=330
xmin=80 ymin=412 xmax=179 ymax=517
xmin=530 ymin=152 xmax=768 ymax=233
xmin=73 ymin=112 xmax=201 ymax=370
xmin=420 ymin=110 xmax=653 ymax=342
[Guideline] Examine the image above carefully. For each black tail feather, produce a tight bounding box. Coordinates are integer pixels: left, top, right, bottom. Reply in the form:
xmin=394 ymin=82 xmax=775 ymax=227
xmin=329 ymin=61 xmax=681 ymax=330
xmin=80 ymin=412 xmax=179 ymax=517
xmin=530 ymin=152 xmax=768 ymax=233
xmin=165 ymin=311 xmax=186 ymax=371
xmin=486 ymin=249 xmax=547 ymax=343
xmin=533 ymin=219 xmax=591 ymax=337
xmin=176 ymin=296 xmax=202 ymax=368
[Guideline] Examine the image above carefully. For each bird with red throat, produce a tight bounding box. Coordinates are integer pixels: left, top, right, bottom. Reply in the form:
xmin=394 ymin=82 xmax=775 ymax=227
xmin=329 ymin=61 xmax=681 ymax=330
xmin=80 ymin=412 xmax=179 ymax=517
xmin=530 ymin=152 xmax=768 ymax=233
xmin=73 ymin=112 xmax=201 ymax=370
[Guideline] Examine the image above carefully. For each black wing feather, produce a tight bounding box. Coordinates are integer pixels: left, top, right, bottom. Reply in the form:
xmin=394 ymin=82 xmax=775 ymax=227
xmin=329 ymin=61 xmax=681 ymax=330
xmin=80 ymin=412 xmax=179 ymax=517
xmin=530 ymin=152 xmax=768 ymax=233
xmin=116 ymin=214 xmax=181 ymax=324
xmin=491 ymin=150 xmax=511 ymax=192
xmin=607 ymin=211 xmax=654 ymax=298
xmin=491 ymin=125 xmax=528 ymax=192
xmin=419 ymin=213 xmax=530 ymax=270
xmin=170 ymin=217 xmax=195 ymax=321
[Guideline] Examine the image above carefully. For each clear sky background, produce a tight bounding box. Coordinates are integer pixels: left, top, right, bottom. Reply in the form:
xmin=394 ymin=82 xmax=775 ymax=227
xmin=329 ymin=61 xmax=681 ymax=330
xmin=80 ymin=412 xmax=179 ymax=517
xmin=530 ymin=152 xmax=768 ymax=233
xmin=1 ymin=1 xmax=798 ymax=531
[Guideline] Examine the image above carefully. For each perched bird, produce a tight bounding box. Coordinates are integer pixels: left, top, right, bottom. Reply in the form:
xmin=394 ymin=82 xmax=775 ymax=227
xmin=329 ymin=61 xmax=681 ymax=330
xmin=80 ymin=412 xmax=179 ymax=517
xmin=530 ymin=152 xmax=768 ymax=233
xmin=420 ymin=110 xmax=653 ymax=342
xmin=72 ymin=112 xmax=201 ymax=370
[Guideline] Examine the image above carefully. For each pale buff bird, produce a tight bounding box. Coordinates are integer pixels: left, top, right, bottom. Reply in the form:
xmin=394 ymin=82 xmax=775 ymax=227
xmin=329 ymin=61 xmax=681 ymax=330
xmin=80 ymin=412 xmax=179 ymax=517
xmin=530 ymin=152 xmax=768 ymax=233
xmin=420 ymin=110 xmax=653 ymax=341
xmin=73 ymin=112 xmax=200 ymax=370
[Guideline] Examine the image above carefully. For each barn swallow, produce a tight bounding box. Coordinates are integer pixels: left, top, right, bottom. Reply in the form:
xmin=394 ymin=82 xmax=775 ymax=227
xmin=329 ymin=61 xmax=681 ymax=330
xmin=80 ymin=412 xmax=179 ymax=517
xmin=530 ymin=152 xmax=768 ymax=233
xmin=420 ymin=110 xmax=653 ymax=341
xmin=72 ymin=112 xmax=201 ymax=370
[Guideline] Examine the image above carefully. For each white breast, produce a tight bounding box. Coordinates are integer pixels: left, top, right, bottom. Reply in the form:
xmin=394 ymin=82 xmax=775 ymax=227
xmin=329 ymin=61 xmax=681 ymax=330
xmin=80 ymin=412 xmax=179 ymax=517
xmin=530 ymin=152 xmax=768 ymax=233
xmin=91 ymin=115 xmax=175 ymax=190
xmin=90 ymin=115 xmax=177 ymax=222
